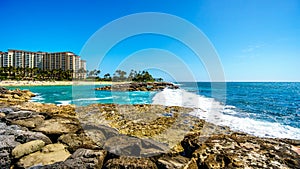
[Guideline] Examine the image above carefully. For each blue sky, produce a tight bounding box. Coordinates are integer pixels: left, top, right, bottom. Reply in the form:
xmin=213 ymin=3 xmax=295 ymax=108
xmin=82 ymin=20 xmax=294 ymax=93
xmin=0 ymin=0 xmax=299 ymax=81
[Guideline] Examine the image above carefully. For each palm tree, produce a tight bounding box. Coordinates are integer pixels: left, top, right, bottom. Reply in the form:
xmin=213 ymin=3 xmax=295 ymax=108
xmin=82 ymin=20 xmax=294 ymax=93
xmin=103 ymin=73 xmax=111 ymax=81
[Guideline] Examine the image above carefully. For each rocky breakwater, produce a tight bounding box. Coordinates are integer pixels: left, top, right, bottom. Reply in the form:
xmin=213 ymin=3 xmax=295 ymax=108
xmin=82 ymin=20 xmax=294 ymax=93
xmin=0 ymin=87 xmax=36 ymax=103
xmin=95 ymin=82 xmax=179 ymax=91
xmin=0 ymin=93 xmax=299 ymax=168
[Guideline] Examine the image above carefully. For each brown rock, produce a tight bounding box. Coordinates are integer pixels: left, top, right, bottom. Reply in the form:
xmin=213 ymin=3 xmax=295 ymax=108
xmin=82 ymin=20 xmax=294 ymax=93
xmin=33 ymin=117 xmax=80 ymax=135
xmin=158 ymin=155 xmax=190 ymax=169
xmin=12 ymin=140 xmax=45 ymax=158
xmin=58 ymin=133 xmax=98 ymax=152
xmin=17 ymin=143 xmax=71 ymax=168
xmin=104 ymin=156 xmax=158 ymax=169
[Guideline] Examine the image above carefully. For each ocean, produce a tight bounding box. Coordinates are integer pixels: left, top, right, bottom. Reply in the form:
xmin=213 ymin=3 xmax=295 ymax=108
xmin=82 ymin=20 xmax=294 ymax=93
xmin=7 ymin=82 xmax=300 ymax=140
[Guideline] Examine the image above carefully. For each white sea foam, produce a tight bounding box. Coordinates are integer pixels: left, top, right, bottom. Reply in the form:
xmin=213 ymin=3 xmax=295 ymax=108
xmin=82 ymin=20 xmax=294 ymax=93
xmin=152 ymin=88 xmax=300 ymax=140
xmin=74 ymin=97 xmax=113 ymax=101
xmin=56 ymin=100 xmax=72 ymax=105
xmin=30 ymin=93 xmax=44 ymax=102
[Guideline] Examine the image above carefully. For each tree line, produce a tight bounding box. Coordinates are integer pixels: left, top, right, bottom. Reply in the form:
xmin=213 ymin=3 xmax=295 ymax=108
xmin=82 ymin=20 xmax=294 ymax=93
xmin=86 ymin=69 xmax=163 ymax=82
xmin=0 ymin=67 xmax=74 ymax=81
xmin=0 ymin=66 xmax=163 ymax=82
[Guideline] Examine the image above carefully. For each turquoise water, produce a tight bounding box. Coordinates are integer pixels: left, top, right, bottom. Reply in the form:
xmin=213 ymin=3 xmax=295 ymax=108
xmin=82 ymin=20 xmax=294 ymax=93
xmin=7 ymin=85 xmax=157 ymax=106
xmin=6 ymin=82 xmax=300 ymax=139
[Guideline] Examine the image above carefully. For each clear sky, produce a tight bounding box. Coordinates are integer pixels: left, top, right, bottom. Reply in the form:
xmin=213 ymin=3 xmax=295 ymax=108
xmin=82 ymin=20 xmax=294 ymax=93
xmin=0 ymin=0 xmax=299 ymax=81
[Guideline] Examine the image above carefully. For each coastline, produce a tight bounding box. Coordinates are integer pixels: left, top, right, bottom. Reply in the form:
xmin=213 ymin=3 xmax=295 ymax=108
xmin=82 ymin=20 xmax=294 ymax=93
xmin=0 ymin=80 xmax=130 ymax=87
xmin=0 ymin=87 xmax=299 ymax=168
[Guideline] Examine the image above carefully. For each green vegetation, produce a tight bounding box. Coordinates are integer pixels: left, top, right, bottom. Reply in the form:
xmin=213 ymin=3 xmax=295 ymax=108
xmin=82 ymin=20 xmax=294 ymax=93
xmin=0 ymin=67 xmax=74 ymax=81
xmin=0 ymin=67 xmax=163 ymax=82
xmin=87 ymin=69 xmax=163 ymax=82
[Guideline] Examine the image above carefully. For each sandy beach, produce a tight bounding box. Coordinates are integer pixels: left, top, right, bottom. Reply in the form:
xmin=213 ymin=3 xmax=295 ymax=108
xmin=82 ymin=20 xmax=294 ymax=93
xmin=0 ymin=80 xmax=129 ymax=87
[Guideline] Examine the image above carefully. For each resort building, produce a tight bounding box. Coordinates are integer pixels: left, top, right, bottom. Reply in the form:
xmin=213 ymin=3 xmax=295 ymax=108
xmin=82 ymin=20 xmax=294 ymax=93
xmin=0 ymin=49 xmax=86 ymax=79
xmin=79 ymin=60 xmax=87 ymax=79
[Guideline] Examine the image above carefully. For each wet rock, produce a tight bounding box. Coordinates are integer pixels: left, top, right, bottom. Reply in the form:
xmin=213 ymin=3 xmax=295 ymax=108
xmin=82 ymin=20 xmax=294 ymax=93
xmin=17 ymin=143 xmax=71 ymax=168
xmin=33 ymin=117 xmax=80 ymax=135
xmin=104 ymin=135 xmax=168 ymax=157
xmin=104 ymin=156 xmax=158 ymax=169
xmin=12 ymin=140 xmax=45 ymax=158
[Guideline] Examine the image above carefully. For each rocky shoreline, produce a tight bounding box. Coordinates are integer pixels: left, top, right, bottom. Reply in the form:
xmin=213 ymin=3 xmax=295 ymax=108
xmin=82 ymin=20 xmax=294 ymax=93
xmin=95 ymin=82 xmax=179 ymax=91
xmin=0 ymin=88 xmax=299 ymax=169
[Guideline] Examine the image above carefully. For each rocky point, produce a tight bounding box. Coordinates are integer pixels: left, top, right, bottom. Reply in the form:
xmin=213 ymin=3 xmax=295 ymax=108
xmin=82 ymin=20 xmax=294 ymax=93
xmin=0 ymin=87 xmax=299 ymax=168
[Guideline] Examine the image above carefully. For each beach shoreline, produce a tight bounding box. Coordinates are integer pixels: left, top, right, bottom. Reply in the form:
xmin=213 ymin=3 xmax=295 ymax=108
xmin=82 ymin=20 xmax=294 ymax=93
xmin=0 ymin=80 xmax=129 ymax=87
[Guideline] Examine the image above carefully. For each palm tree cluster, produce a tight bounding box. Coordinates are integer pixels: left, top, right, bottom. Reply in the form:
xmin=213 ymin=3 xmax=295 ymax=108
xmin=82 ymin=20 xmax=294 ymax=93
xmin=86 ymin=69 xmax=162 ymax=82
xmin=0 ymin=67 xmax=74 ymax=81
xmin=111 ymin=69 xmax=163 ymax=82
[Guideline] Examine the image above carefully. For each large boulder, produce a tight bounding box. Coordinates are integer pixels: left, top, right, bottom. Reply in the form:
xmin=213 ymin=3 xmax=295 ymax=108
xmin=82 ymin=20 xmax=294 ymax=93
xmin=5 ymin=110 xmax=45 ymax=128
xmin=33 ymin=117 xmax=80 ymax=135
xmin=17 ymin=143 xmax=71 ymax=168
xmin=58 ymin=133 xmax=98 ymax=152
xmin=0 ymin=122 xmax=50 ymax=169
xmin=29 ymin=148 xmax=107 ymax=169
xmin=104 ymin=135 xmax=169 ymax=157
xmin=12 ymin=140 xmax=45 ymax=159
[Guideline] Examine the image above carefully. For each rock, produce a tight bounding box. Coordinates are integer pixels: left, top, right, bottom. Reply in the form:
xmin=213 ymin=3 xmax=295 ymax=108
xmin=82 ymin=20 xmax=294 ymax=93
xmin=104 ymin=156 xmax=158 ymax=169
xmin=0 ymin=135 xmax=20 ymax=151
xmin=16 ymin=131 xmax=52 ymax=145
xmin=0 ymin=122 xmax=52 ymax=144
xmin=33 ymin=117 xmax=80 ymax=135
xmin=0 ymin=88 xmax=36 ymax=102
xmin=157 ymin=155 xmax=191 ymax=169
xmin=17 ymin=143 xmax=71 ymax=168
xmin=0 ymin=107 xmax=15 ymax=114
xmin=183 ymin=132 xmax=300 ymax=169
xmin=12 ymin=140 xmax=45 ymax=158
xmin=0 ymin=112 xmax=5 ymax=119
xmin=15 ymin=102 xmax=77 ymax=118
xmin=82 ymin=125 xmax=119 ymax=148
xmin=28 ymin=148 xmax=107 ymax=169
xmin=87 ymin=125 xmax=119 ymax=139
xmin=10 ymin=115 xmax=44 ymax=128
xmin=95 ymin=82 xmax=179 ymax=91
xmin=68 ymin=148 xmax=107 ymax=168
xmin=58 ymin=133 xmax=98 ymax=152
xmin=0 ymin=87 xmax=8 ymax=94
xmin=13 ymin=94 xmax=20 ymax=99
xmin=104 ymin=135 xmax=168 ymax=157
xmin=5 ymin=110 xmax=45 ymax=128
xmin=0 ymin=149 xmax=11 ymax=169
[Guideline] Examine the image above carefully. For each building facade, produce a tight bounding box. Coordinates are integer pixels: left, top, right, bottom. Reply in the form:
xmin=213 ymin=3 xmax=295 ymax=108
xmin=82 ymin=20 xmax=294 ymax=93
xmin=0 ymin=49 xmax=86 ymax=79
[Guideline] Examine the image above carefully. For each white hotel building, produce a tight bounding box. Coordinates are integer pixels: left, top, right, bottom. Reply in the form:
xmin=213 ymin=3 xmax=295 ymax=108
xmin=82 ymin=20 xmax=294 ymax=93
xmin=0 ymin=49 xmax=86 ymax=78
